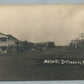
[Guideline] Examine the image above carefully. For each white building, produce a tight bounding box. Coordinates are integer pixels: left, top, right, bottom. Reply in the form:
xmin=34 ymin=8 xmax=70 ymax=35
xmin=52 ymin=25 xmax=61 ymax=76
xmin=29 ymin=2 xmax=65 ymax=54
xmin=0 ymin=33 xmax=19 ymax=54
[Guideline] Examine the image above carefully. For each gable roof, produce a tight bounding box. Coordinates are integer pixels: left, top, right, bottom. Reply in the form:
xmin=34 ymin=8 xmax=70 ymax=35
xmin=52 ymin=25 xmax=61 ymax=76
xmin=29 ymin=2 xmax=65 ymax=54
xmin=0 ymin=32 xmax=7 ymax=36
xmin=0 ymin=32 xmax=19 ymax=41
xmin=7 ymin=35 xmax=19 ymax=41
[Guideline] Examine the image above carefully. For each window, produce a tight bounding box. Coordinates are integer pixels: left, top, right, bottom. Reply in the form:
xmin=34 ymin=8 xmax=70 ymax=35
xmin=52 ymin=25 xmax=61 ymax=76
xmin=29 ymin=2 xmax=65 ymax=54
xmin=0 ymin=38 xmax=7 ymax=42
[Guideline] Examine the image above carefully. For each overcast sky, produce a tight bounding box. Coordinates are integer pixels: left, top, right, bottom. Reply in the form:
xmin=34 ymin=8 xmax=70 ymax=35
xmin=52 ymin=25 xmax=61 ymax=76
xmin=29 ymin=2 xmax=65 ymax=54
xmin=0 ymin=4 xmax=84 ymax=45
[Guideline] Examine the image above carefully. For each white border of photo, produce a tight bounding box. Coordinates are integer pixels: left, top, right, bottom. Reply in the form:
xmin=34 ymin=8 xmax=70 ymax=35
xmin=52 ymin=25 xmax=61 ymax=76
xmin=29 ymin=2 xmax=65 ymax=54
xmin=0 ymin=0 xmax=84 ymax=4
xmin=0 ymin=0 xmax=84 ymax=84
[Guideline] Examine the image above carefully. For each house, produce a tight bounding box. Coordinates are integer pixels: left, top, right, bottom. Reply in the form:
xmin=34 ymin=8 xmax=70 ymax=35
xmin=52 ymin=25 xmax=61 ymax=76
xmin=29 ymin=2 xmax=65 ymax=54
xmin=0 ymin=33 xmax=19 ymax=54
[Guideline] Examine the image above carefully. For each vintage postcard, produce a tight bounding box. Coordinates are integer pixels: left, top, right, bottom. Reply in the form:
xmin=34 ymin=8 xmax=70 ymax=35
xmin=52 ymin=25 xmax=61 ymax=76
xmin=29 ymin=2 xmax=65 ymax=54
xmin=0 ymin=4 xmax=84 ymax=80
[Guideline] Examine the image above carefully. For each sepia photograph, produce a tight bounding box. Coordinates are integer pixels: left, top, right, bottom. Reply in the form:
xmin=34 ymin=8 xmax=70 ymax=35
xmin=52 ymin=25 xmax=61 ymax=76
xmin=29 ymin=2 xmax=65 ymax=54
xmin=0 ymin=4 xmax=84 ymax=80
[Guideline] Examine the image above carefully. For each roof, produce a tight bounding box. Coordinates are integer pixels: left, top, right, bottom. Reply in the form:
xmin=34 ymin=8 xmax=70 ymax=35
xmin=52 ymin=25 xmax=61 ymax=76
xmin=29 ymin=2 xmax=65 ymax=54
xmin=0 ymin=32 xmax=7 ymax=36
xmin=0 ymin=32 xmax=19 ymax=41
xmin=34 ymin=42 xmax=54 ymax=44
xmin=7 ymin=35 xmax=19 ymax=41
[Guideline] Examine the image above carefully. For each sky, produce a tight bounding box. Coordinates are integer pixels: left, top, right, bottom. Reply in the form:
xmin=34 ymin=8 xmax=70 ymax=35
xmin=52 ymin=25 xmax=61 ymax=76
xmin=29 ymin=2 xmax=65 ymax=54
xmin=0 ymin=4 xmax=84 ymax=45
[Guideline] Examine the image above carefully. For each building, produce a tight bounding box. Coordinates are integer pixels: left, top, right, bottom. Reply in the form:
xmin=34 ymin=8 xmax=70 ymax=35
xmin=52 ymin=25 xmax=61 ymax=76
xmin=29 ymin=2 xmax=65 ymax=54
xmin=0 ymin=33 xmax=19 ymax=54
xmin=34 ymin=42 xmax=55 ymax=50
xmin=15 ymin=41 xmax=34 ymax=53
xmin=0 ymin=33 xmax=56 ymax=54
xmin=69 ymin=39 xmax=84 ymax=49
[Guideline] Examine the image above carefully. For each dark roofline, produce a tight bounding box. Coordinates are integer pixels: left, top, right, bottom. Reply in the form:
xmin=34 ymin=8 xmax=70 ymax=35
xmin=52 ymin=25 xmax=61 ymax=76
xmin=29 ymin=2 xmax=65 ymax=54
xmin=0 ymin=32 xmax=19 ymax=41
xmin=34 ymin=41 xmax=54 ymax=44
xmin=0 ymin=32 xmax=7 ymax=36
xmin=7 ymin=35 xmax=19 ymax=41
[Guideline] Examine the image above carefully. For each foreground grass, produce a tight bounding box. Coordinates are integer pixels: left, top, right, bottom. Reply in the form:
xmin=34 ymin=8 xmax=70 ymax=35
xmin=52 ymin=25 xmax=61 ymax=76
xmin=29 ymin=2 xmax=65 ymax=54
xmin=0 ymin=48 xmax=84 ymax=80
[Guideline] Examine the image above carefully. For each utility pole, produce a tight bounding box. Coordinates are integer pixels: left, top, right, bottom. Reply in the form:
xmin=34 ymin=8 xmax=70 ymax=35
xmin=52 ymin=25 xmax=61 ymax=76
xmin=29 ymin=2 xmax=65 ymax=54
xmin=80 ymin=33 xmax=84 ymax=40
xmin=7 ymin=36 xmax=8 ymax=56
xmin=79 ymin=33 xmax=84 ymax=40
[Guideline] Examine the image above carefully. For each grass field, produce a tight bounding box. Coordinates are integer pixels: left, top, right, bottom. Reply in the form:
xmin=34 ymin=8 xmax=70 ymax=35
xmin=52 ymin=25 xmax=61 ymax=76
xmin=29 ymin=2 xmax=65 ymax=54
xmin=0 ymin=48 xmax=84 ymax=80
